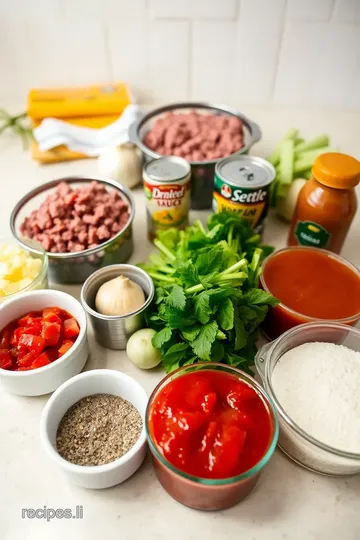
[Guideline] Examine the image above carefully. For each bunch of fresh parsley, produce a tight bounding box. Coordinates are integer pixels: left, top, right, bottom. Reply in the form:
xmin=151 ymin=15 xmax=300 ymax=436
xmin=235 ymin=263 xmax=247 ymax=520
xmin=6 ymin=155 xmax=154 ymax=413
xmin=141 ymin=211 xmax=278 ymax=374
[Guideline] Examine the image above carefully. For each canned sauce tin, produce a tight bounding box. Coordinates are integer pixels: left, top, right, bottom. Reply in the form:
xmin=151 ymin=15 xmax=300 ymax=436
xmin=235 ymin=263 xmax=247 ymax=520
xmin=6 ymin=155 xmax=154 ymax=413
xmin=143 ymin=157 xmax=191 ymax=240
xmin=213 ymin=155 xmax=276 ymax=234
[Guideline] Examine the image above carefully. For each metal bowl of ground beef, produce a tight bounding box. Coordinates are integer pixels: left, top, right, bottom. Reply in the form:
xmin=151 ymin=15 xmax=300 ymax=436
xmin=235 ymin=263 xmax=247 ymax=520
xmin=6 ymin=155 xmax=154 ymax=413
xmin=129 ymin=102 xmax=262 ymax=210
xmin=10 ymin=177 xmax=135 ymax=284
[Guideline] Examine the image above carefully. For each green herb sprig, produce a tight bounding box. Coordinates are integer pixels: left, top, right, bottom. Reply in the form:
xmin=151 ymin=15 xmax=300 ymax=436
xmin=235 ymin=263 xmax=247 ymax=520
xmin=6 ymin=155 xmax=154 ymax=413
xmin=140 ymin=211 xmax=279 ymax=374
xmin=0 ymin=109 xmax=33 ymax=149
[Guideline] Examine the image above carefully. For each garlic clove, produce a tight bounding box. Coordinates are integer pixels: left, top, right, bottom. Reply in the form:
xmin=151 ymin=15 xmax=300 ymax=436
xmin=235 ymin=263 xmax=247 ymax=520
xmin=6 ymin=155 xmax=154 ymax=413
xmin=95 ymin=274 xmax=146 ymax=316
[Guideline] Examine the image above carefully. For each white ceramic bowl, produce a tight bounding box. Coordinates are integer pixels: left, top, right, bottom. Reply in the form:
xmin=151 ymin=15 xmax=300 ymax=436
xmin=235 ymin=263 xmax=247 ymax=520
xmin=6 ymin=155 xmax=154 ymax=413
xmin=40 ymin=369 xmax=148 ymax=489
xmin=0 ymin=289 xmax=88 ymax=396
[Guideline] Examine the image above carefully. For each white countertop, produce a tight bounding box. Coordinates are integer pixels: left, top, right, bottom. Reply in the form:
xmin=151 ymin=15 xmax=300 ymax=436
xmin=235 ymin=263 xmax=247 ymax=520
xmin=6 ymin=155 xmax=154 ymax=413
xmin=0 ymin=106 xmax=360 ymax=540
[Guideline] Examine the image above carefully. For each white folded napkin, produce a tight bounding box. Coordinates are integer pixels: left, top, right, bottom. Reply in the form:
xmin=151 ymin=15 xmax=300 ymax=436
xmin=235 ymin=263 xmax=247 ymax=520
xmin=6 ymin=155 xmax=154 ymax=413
xmin=33 ymin=104 xmax=144 ymax=156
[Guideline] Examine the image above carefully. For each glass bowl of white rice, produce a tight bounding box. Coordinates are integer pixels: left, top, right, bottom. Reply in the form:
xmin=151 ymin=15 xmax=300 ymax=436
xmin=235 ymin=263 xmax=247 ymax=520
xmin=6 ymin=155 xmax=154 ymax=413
xmin=255 ymin=321 xmax=360 ymax=476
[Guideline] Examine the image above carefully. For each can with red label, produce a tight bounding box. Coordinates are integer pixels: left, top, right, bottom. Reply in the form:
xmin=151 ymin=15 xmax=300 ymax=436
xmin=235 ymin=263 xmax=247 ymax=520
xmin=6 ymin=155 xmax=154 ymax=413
xmin=143 ymin=157 xmax=191 ymax=241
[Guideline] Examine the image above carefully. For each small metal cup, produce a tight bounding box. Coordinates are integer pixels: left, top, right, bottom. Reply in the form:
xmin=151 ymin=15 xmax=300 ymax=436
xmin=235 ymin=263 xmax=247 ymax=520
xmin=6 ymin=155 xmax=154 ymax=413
xmin=80 ymin=264 xmax=154 ymax=350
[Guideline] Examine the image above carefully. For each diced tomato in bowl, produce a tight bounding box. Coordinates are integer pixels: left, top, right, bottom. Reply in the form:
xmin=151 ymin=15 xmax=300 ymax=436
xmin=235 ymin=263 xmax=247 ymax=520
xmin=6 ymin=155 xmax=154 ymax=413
xmin=0 ymin=306 xmax=80 ymax=372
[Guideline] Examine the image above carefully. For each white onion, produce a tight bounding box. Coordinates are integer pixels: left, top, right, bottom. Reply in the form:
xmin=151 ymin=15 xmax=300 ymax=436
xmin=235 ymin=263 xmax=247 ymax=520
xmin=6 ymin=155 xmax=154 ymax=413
xmin=126 ymin=328 xmax=162 ymax=370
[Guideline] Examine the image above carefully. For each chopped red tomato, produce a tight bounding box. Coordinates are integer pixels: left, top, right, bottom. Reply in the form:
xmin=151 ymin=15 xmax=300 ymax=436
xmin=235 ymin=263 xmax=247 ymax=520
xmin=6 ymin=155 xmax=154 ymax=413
xmin=18 ymin=334 xmax=45 ymax=356
xmin=0 ymin=328 xmax=11 ymax=349
xmin=0 ymin=350 xmax=12 ymax=369
xmin=63 ymin=318 xmax=80 ymax=339
xmin=41 ymin=322 xmax=61 ymax=346
xmin=42 ymin=311 xmax=62 ymax=324
xmin=17 ymin=314 xmax=41 ymax=327
xmin=17 ymin=352 xmax=35 ymax=368
xmin=46 ymin=348 xmax=59 ymax=362
xmin=58 ymin=340 xmax=73 ymax=357
xmin=0 ymin=307 xmax=79 ymax=371
xmin=32 ymin=352 xmax=51 ymax=369
xmin=149 ymin=370 xmax=272 ymax=480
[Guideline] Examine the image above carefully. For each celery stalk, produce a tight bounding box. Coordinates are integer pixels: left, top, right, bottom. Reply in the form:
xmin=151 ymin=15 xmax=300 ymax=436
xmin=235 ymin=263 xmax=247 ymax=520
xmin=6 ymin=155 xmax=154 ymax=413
xmin=278 ymin=139 xmax=295 ymax=185
xmin=293 ymin=147 xmax=333 ymax=173
xmin=295 ymin=135 xmax=329 ymax=154
xmin=267 ymin=128 xmax=299 ymax=166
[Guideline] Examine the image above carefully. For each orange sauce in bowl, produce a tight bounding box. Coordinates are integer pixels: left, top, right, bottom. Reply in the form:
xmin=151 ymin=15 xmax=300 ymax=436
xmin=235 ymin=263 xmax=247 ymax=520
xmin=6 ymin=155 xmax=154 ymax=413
xmin=260 ymin=247 xmax=360 ymax=339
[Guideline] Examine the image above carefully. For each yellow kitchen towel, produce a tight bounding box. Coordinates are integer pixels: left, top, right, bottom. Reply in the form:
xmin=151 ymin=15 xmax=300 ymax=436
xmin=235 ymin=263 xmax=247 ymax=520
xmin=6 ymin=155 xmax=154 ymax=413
xmin=28 ymin=83 xmax=132 ymax=121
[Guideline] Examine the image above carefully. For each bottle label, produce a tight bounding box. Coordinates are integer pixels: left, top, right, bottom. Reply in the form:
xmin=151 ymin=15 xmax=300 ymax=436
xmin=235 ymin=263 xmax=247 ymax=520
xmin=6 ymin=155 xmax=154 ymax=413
xmin=295 ymin=221 xmax=331 ymax=248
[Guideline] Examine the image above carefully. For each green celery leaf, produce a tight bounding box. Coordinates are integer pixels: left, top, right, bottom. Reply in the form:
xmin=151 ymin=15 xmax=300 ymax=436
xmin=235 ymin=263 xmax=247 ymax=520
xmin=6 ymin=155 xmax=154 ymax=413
xmin=157 ymin=229 xmax=180 ymax=251
xmin=162 ymin=343 xmax=190 ymax=372
xmin=211 ymin=341 xmax=225 ymax=362
xmin=152 ymin=327 xmax=172 ymax=349
xmin=245 ymin=289 xmax=279 ymax=307
xmin=155 ymin=287 xmax=166 ymax=305
xmin=193 ymin=292 xmax=212 ymax=324
xmin=165 ymin=284 xmax=187 ymax=310
xmin=181 ymin=357 xmax=198 ymax=367
xmin=234 ymin=317 xmax=248 ymax=351
xmin=195 ymin=247 xmax=223 ymax=275
xmin=217 ymin=298 xmax=234 ymax=331
xmin=208 ymin=287 xmax=234 ymax=303
xmin=191 ymin=321 xmax=218 ymax=360
xmin=163 ymin=306 xmax=196 ymax=329
xmin=226 ymin=352 xmax=252 ymax=371
xmin=174 ymin=261 xmax=199 ymax=288
xmin=181 ymin=326 xmax=201 ymax=342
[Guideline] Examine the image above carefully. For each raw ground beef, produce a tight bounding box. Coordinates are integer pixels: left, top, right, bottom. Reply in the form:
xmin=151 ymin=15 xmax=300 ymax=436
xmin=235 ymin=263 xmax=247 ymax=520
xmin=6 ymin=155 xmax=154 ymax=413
xmin=20 ymin=181 xmax=130 ymax=254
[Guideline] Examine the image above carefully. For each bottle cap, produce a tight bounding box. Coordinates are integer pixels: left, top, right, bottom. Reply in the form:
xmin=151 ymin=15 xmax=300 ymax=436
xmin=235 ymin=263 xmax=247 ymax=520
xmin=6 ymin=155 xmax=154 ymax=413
xmin=312 ymin=152 xmax=360 ymax=189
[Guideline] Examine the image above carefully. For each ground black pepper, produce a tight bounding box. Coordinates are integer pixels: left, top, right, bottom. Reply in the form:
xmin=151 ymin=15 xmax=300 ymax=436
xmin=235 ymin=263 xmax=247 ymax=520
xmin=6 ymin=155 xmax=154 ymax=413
xmin=56 ymin=393 xmax=142 ymax=466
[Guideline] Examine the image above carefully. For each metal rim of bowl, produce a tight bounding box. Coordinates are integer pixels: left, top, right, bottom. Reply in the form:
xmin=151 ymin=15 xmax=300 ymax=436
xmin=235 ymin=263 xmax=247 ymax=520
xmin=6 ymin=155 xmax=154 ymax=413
xmin=129 ymin=101 xmax=262 ymax=166
xmin=80 ymin=264 xmax=155 ymax=320
xmin=9 ymin=176 xmax=135 ymax=260
xmin=260 ymin=245 xmax=360 ymax=324
xmin=265 ymin=320 xmax=360 ymax=462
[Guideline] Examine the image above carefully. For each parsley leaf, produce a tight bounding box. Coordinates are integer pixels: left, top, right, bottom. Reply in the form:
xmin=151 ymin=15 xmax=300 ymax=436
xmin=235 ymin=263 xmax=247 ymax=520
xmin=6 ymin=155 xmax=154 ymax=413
xmin=193 ymin=292 xmax=212 ymax=324
xmin=234 ymin=317 xmax=248 ymax=351
xmin=162 ymin=343 xmax=190 ymax=373
xmin=165 ymin=284 xmax=186 ymax=310
xmin=152 ymin=327 xmax=172 ymax=349
xmin=191 ymin=321 xmax=218 ymax=360
xmin=195 ymin=247 xmax=223 ymax=274
xmin=181 ymin=326 xmax=201 ymax=342
xmin=217 ymin=298 xmax=234 ymax=330
xmin=245 ymin=289 xmax=279 ymax=307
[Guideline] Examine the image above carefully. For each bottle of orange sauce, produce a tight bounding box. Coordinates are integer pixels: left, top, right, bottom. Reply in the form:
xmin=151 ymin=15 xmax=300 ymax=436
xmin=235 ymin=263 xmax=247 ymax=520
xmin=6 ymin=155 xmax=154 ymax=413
xmin=288 ymin=152 xmax=360 ymax=254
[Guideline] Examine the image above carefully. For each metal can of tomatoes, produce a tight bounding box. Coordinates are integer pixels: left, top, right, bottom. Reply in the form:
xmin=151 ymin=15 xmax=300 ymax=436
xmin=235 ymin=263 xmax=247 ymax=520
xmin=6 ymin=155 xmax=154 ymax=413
xmin=143 ymin=157 xmax=191 ymax=241
xmin=213 ymin=155 xmax=276 ymax=235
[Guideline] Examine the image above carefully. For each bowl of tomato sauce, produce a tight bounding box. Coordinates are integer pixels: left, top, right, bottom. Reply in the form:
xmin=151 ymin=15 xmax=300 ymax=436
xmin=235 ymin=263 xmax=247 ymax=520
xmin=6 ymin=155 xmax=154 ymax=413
xmin=260 ymin=246 xmax=360 ymax=340
xmin=146 ymin=363 xmax=279 ymax=511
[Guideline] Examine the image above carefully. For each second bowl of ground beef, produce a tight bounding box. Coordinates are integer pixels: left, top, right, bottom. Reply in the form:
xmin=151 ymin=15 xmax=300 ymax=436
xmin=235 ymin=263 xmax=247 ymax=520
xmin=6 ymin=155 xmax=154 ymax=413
xmin=130 ymin=102 xmax=262 ymax=210
xmin=10 ymin=177 xmax=135 ymax=284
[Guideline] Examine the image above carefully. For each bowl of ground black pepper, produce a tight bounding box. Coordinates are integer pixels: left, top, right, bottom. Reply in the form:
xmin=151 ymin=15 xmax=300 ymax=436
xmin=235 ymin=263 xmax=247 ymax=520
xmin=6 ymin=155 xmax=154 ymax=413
xmin=40 ymin=369 xmax=148 ymax=489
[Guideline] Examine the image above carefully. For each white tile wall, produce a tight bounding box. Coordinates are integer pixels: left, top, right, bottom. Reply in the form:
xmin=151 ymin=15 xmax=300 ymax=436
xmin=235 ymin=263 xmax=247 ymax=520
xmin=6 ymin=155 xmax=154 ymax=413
xmin=1 ymin=0 xmax=360 ymax=109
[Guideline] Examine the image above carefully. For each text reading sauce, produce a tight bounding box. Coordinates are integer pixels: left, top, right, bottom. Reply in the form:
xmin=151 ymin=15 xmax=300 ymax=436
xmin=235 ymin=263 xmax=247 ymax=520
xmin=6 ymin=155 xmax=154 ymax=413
xmin=263 ymin=249 xmax=360 ymax=320
xmin=149 ymin=370 xmax=272 ymax=479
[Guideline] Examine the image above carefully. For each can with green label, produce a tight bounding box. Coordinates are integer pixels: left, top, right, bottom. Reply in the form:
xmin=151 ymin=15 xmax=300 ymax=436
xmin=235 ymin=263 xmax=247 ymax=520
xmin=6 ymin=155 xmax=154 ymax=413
xmin=213 ymin=155 xmax=276 ymax=235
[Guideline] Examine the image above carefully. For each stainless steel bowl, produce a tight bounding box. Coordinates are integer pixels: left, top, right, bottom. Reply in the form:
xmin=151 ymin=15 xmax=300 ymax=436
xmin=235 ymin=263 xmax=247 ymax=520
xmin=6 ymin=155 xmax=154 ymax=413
xmin=10 ymin=177 xmax=135 ymax=285
xmin=129 ymin=102 xmax=262 ymax=210
xmin=81 ymin=264 xmax=154 ymax=350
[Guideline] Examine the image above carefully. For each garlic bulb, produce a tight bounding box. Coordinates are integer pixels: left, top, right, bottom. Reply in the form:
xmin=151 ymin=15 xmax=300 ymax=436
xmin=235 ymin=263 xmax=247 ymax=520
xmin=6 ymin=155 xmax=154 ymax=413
xmin=97 ymin=143 xmax=142 ymax=189
xmin=95 ymin=275 xmax=145 ymax=316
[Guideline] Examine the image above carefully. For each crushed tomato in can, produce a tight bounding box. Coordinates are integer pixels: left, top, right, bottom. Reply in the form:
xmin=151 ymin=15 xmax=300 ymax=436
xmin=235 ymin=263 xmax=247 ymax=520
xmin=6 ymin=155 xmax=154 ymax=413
xmin=213 ymin=155 xmax=275 ymax=235
xmin=143 ymin=157 xmax=191 ymax=241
